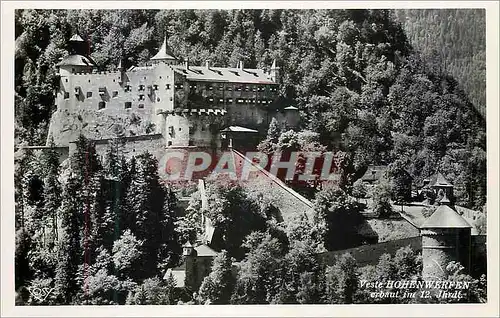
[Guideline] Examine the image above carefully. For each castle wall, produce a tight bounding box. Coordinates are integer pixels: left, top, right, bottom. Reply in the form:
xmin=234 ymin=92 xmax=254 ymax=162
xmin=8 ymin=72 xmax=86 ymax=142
xmin=230 ymin=149 xmax=314 ymax=223
xmin=318 ymin=236 xmax=422 ymax=268
xmin=164 ymin=114 xmax=224 ymax=148
xmin=68 ymin=134 xmax=167 ymax=164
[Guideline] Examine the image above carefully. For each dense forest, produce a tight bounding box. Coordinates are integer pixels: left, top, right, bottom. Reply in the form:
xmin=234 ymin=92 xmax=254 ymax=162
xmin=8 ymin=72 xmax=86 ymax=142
xmin=395 ymin=9 xmax=486 ymax=117
xmin=14 ymin=9 xmax=487 ymax=305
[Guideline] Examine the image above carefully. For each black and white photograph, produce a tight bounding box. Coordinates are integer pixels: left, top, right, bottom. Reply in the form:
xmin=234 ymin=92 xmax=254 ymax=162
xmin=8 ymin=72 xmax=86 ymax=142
xmin=1 ymin=1 xmax=499 ymax=317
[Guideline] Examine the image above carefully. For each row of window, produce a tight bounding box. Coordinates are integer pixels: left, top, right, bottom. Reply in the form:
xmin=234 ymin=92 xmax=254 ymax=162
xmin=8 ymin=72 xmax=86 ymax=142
xmin=181 ymin=84 xmax=278 ymax=92
xmin=97 ymin=101 xmax=145 ymax=110
xmin=65 ymin=84 xmax=277 ymax=99
xmin=121 ymin=83 xmax=278 ymax=92
xmin=64 ymin=90 xmax=162 ymax=102
xmin=202 ymin=97 xmax=273 ymax=104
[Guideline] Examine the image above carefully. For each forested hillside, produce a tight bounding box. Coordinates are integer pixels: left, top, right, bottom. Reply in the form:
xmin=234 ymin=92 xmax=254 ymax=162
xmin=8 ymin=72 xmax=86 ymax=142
xmin=395 ymin=9 xmax=486 ymax=117
xmin=15 ymin=9 xmax=486 ymax=210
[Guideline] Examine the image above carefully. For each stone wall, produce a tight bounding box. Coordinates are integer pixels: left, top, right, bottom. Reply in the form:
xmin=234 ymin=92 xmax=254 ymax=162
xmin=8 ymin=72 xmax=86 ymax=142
xmin=318 ymin=236 xmax=422 ymax=268
xmin=230 ymin=149 xmax=314 ymax=223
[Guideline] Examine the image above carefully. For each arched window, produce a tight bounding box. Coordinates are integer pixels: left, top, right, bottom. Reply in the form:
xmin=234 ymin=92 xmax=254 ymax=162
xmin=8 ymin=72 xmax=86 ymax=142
xmin=98 ymin=101 xmax=106 ymax=109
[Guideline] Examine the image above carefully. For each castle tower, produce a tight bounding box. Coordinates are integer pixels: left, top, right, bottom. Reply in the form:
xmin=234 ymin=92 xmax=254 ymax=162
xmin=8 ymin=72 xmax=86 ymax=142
xmin=150 ymin=36 xmax=178 ymax=66
xmin=183 ymin=241 xmax=197 ymax=291
xmin=56 ymin=34 xmax=95 ymax=76
xmin=270 ymin=59 xmax=281 ymax=84
xmin=431 ymin=172 xmax=454 ymax=203
xmin=420 ymin=201 xmax=472 ymax=279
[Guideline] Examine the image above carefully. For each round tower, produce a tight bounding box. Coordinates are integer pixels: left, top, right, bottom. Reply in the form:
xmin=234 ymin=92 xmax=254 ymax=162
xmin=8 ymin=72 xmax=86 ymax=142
xmin=420 ymin=201 xmax=472 ymax=279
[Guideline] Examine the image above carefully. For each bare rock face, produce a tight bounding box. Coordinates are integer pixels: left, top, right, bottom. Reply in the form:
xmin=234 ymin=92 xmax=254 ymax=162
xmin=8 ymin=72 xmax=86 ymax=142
xmin=47 ymin=108 xmax=156 ymax=146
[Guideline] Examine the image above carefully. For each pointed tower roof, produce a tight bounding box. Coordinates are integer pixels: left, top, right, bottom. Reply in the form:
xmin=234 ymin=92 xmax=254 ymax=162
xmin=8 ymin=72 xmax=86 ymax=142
xmin=69 ymin=34 xmax=84 ymax=42
xmin=431 ymin=172 xmax=453 ymax=187
xmin=421 ymin=205 xmax=472 ymax=229
xmin=151 ymin=36 xmax=177 ymax=62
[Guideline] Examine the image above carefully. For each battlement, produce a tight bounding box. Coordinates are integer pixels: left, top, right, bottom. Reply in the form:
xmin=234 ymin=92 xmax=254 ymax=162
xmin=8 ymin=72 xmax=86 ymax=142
xmin=71 ymin=70 xmax=122 ymax=76
xmin=157 ymin=108 xmax=228 ymax=116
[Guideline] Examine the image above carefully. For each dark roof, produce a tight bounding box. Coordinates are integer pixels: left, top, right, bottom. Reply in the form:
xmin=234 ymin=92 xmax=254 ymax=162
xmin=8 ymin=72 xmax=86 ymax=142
xmin=56 ymin=54 xmax=95 ymax=67
xmin=361 ymin=165 xmax=388 ymax=182
xmin=430 ymin=172 xmax=453 ymax=187
xmin=151 ymin=37 xmax=177 ymax=61
xmin=421 ymin=205 xmax=472 ymax=229
xmin=172 ymin=65 xmax=276 ymax=84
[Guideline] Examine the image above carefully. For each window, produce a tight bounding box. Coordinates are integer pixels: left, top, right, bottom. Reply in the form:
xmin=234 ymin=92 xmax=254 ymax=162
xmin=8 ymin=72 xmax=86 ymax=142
xmin=179 ymin=127 xmax=182 ymax=131
xmin=167 ymin=141 xmax=172 ymax=146
xmin=219 ymin=98 xmax=224 ymax=103
xmin=252 ymin=86 xmax=257 ymax=92
xmin=237 ymin=99 xmax=244 ymax=104
xmin=227 ymin=86 xmax=233 ymax=91
xmin=157 ymin=97 xmax=161 ymax=102
xmin=139 ymin=85 xmax=145 ymax=91
xmin=139 ymin=95 xmax=145 ymax=101
xmin=236 ymin=86 xmax=242 ymax=91
xmin=227 ymin=98 xmax=233 ymax=103
xmin=245 ymin=86 xmax=250 ymax=91
xmin=138 ymin=104 xmax=144 ymax=109
xmin=206 ymin=84 xmax=213 ymax=91
xmin=219 ymin=85 xmax=224 ymax=91
xmin=168 ymin=126 xmax=174 ymax=136
xmin=87 ymin=92 xmax=92 ymax=98
xmin=125 ymin=102 xmax=132 ymax=109
xmin=64 ymin=92 xmax=70 ymax=99
xmin=125 ymin=85 xmax=131 ymax=92
xmin=112 ymin=91 xmax=118 ymax=98
xmin=166 ymin=84 xmax=171 ymax=90
xmin=65 ymin=78 xmax=68 ymax=83
xmin=98 ymin=87 xmax=106 ymax=96
xmin=98 ymin=101 xmax=106 ymax=109
xmin=153 ymin=84 xmax=158 ymax=90
xmin=169 ymin=97 xmax=173 ymax=101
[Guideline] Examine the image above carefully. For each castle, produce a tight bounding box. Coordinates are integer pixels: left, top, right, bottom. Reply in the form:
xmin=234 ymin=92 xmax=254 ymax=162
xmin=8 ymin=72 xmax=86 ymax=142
xmin=48 ymin=34 xmax=299 ymax=155
xmin=41 ymin=35 xmax=484 ymax=291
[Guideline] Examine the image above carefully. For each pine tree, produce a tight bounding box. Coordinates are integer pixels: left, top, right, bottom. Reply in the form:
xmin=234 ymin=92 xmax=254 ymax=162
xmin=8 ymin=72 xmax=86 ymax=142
xmin=324 ymin=253 xmax=359 ymax=304
xmin=125 ymin=152 xmax=166 ymax=279
xmin=54 ymin=174 xmax=82 ymax=304
xmin=198 ymin=250 xmax=235 ymax=304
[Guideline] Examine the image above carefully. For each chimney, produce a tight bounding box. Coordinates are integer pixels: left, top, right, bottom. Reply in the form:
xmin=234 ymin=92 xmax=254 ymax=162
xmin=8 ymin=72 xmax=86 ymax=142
xmin=238 ymin=60 xmax=244 ymax=70
xmin=205 ymin=60 xmax=210 ymax=70
xmin=184 ymin=59 xmax=189 ymax=71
